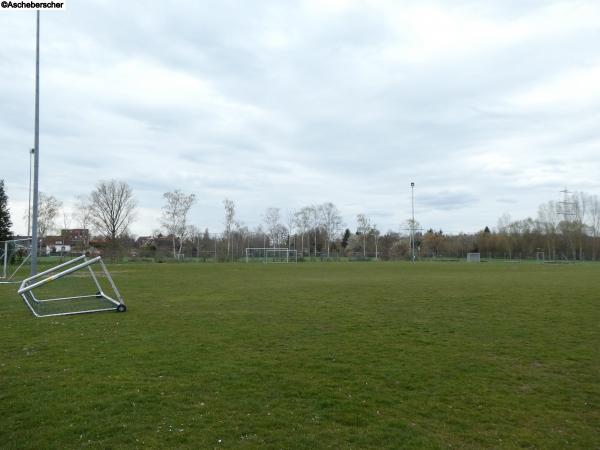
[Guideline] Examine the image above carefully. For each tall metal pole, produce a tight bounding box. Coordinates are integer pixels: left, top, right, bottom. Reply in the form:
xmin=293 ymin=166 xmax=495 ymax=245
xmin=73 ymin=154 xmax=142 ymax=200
xmin=27 ymin=148 xmax=34 ymax=237
xmin=558 ymin=187 xmax=576 ymax=261
xmin=31 ymin=11 xmax=41 ymax=275
xmin=411 ymin=182 xmax=415 ymax=262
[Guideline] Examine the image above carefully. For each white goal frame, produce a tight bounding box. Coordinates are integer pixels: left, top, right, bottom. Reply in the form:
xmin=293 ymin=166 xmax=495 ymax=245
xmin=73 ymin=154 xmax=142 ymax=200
xmin=536 ymin=251 xmax=545 ymax=262
xmin=17 ymin=255 xmax=126 ymax=318
xmin=0 ymin=238 xmax=32 ymax=284
xmin=466 ymin=252 xmax=481 ymax=263
xmin=245 ymin=248 xmax=298 ymax=263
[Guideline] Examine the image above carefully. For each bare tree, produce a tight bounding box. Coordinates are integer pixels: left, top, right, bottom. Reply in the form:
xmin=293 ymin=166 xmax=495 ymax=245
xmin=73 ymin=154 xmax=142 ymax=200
xmin=24 ymin=192 xmax=63 ymax=258
xmin=285 ymin=209 xmax=296 ymax=250
xmin=295 ymin=207 xmax=312 ymax=256
xmin=233 ymin=220 xmax=248 ymax=259
xmin=497 ymin=213 xmax=513 ymax=259
xmin=223 ymin=198 xmax=235 ymax=261
xmin=89 ymin=180 xmax=136 ymax=256
xmin=73 ymin=194 xmax=93 ymax=248
xmin=161 ymin=190 xmax=196 ymax=259
xmin=310 ymin=205 xmax=320 ymax=256
xmin=589 ymin=195 xmax=600 ymax=260
xmin=273 ymin=224 xmax=288 ymax=249
xmin=186 ymin=224 xmax=200 ymax=259
xmin=73 ymin=195 xmax=92 ymax=227
xmin=263 ymin=207 xmax=281 ymax=248
xmin=356 ymin=213 xmax=371 ymax=257
xmin=574 ymin=192 xmax=589 ymax=260
xmin=372 ymin=224 xmax=380 ymax=260
xmin=62 ymin=211 xmax=71 ymax=230
xmin=36 ymin=192 xmax=62 ymax=238
xmin=319 ymin=202 xmax=343 ymax=257
xmin=537 ymin=201 xmax=559 ymax=260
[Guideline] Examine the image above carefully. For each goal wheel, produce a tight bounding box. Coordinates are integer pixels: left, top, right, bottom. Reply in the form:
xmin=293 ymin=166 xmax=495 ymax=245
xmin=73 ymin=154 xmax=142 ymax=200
xmin=116 ymin=304 xmax=127 ymax=313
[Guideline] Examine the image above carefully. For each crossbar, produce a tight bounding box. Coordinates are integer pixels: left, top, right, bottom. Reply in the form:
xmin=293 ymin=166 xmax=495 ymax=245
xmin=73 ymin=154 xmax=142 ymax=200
xmin=24 ymin=254 xmax=87 ymax=282
xmin=0 ymin=238 xmax=32 ymax=244
xmin=18 ymin=256 xmax=100 ymax=294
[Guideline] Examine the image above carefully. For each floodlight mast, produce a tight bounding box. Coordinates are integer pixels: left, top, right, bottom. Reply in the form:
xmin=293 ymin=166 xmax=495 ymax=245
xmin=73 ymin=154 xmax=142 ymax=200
xmin=27 ymin=148 xmax=34 ymax=237
xmin=31 ymin=10 xmax=41 ymax=275
xmin=410 ymin=182 xmax=415 ymax=262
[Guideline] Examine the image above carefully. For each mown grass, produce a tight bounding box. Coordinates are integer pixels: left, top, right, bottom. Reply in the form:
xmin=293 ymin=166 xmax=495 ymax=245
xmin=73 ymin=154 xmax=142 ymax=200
xmin=0 ymin=262 xmax=599 ymax=449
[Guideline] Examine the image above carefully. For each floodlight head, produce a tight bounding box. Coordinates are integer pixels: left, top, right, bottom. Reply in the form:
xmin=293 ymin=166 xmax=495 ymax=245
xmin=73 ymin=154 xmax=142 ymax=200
xmin=411 ymin=182 xmax=415 ymax=187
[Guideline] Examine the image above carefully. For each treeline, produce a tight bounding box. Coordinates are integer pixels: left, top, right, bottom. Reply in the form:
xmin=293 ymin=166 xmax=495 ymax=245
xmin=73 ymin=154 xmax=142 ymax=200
xmin=142 ymin=191 xmax=600 ymax=262
xmin=0 ymin=179 xmax=135 ymax=259
xmin=3 ymin=177 xmax=599 ymax=261
xmin=409 ymin=192 xmax=600 ymax=260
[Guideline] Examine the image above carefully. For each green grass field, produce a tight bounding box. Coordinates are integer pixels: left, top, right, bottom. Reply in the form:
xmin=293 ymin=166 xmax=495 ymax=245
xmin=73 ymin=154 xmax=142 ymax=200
xmin=1 ymin=262 xmax=599 ymax=449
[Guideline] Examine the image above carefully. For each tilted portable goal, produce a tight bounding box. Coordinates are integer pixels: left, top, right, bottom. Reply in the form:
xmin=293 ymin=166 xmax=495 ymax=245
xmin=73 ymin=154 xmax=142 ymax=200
xmin=17 ymin=255 xmax=126 ymax=318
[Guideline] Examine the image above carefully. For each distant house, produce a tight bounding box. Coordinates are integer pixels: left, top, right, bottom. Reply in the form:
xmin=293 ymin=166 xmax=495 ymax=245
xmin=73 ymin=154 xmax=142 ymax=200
xmin=61 ymin=228 xmax=90 ymax=247
xmin=43 ymin=236 xmax=71 ymax=255
xmin=136 ymin=236 xmax=154 ymax=247
xmin=42 ymin=229 xmax=90 ymax=255
xmin=134 ymin=234 xmax=174 ymax=258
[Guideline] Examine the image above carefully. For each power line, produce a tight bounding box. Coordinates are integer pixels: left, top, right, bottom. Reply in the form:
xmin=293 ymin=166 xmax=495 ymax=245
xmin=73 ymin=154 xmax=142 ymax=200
xmin=557 ymin=187 xmax=576 ymax=220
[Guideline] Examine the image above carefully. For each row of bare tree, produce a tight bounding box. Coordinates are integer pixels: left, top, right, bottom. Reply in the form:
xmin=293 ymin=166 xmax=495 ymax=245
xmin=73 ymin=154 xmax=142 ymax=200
xmin=218 ymin=201 xmax=350 ymax=259
xmin=416 ymin=192 xmax=600 ymax=260
xmin=18 ymin=181 xmax=600 ymax=262
xmin=25 ymin=180 xmax=135 ymax=255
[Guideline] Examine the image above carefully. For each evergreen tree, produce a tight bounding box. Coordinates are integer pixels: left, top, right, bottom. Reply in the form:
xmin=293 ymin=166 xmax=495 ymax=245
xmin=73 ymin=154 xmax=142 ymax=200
xmin=341 ymin=228 xmax=351 ymax=249
xmin=0 ymin=180 xmax=13 ymax=240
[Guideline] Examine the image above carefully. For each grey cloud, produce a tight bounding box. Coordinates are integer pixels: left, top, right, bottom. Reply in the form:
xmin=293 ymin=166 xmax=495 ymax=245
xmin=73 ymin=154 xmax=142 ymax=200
xmin=2 ymin=1 xmax=600 ymax=236
xmin=419 ymin=192 xmax=479 ymax=211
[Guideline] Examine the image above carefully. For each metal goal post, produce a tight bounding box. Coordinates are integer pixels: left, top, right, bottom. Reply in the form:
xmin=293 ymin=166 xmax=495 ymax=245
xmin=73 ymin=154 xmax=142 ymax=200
xmin=466 ymin=252 xmax=481 ymax=263
xmin=17 ymin=255 xmax=126 ymax=318
xmin=0 ymin=238 xmax=32 ymax=284
xmin=245 ymin=248 xmax=298 ymax=263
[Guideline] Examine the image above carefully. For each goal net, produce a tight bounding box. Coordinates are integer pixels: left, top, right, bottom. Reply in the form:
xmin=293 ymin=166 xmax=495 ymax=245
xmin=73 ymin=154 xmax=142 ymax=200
xmin=466 ymin=252 xmax=481 ymax=263
xmin=17 ymin=255 xmax=126 ymax=318
xmin=0 ymin=238 xmax=32 ymax=284
xmin=536 ymin=251 xmax=545 ymax=262
xmin=245 ymin=248 xmax=298 ymax=263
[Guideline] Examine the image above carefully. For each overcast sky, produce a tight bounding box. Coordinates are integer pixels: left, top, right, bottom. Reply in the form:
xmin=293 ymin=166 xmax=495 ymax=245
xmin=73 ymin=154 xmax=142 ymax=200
xmin=2 ymin=0 xmax=600 ymax=236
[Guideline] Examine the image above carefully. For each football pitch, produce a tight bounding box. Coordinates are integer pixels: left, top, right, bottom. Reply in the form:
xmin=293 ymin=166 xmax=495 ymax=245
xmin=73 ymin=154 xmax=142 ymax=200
xmin=1 ymin=262 xmax=598 ymax=449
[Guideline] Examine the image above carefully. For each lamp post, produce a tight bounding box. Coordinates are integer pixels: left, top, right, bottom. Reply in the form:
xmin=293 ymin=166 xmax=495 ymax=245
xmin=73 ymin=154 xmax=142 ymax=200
xmin=410 ymin=182 xmax=415 ymax=262
xmin=27 ymin=148 xmax=34 ymax=237
xmin=31 ymin=10 xmax=41 ymax=275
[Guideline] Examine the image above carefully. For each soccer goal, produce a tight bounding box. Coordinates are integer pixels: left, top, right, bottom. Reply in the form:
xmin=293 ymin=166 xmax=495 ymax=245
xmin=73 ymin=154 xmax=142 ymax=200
xmin=536 ymin=251 xmax=545 ymax=263
xmin=0 ymin=238 xmax=32 ymax=284
xmin=17 ymin=255 xmax=126 ymax=318
xmin=245 ymin=248 xmax=298 ymax=263
xmin=466 ymin=252 xmax=481 ymax=263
